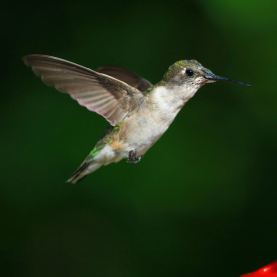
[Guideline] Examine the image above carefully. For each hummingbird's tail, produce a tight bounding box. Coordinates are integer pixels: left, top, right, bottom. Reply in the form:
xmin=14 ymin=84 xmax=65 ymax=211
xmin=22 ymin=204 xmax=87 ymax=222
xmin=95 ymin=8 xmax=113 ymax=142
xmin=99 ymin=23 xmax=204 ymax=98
xmin=66 ymin=159 xmax=102 ymax=184
xmin=66 ymin=142 xmax=117 ymax=184
xmin=67 ymin=142 xmax=107 ymax=184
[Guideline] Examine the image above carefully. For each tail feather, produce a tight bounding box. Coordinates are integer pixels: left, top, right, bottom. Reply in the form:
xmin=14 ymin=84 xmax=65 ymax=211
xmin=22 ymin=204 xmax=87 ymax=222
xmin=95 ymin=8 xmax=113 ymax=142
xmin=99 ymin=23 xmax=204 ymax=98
xmin=67 ymin=142 xmax=113 ymax=184
xmin=67 ymin=160 xmax=101 ymax=184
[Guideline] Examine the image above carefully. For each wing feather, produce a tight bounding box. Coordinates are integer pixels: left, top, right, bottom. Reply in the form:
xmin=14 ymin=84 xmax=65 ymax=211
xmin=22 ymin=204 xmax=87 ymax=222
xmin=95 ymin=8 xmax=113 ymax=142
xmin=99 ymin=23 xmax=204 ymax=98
xmin=23 ymin=54 xmax=144 ymax=126
xmin=96 ymin=65 xmax=152 ymax=92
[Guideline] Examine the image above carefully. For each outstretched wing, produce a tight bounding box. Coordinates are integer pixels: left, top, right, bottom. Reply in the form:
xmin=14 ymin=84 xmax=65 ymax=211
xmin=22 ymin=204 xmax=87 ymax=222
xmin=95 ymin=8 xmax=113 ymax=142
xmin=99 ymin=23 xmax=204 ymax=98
xmin=96 ymin=65 xmax=152 ymax=92
xmin=23 ymin=55 xmax=144 ymax=126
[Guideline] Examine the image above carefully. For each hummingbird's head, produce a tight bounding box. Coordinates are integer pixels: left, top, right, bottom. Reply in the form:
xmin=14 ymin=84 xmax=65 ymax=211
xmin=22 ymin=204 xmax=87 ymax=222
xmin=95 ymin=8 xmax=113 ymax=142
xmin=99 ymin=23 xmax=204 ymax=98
xmin=163 ymin=60 xmax=250 ymax=90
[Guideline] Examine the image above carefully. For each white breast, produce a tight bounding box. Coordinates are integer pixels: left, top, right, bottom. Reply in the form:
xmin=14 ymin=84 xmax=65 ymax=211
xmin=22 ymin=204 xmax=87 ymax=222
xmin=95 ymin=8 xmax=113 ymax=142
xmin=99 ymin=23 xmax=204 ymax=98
xmin=124 ymin=85 xmax=197 ymax=155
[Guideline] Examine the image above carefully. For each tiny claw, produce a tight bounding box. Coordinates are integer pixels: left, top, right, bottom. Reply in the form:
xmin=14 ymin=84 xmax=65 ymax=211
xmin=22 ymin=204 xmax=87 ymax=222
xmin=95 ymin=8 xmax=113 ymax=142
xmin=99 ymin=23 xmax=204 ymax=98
xmin=127 ymin=150 xmax=141 ymax=164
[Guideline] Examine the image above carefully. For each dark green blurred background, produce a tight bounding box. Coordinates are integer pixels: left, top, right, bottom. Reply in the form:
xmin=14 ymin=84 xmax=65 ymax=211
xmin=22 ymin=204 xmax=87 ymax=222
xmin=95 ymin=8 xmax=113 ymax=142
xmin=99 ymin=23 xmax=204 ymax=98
xmin=1 ymin=0 xmax=276 ymax=276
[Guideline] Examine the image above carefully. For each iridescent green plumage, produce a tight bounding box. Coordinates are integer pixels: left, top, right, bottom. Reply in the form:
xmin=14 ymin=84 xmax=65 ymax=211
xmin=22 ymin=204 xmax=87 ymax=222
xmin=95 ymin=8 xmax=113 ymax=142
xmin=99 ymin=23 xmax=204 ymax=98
xmin=162 ymin=60 xmax=202 ymax=82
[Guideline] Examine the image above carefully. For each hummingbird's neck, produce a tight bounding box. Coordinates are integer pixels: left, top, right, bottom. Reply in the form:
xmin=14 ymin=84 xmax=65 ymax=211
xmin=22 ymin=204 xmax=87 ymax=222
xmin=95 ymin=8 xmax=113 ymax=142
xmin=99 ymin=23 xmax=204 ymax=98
xmin=149 ymin=84 xmax=197 ymax=117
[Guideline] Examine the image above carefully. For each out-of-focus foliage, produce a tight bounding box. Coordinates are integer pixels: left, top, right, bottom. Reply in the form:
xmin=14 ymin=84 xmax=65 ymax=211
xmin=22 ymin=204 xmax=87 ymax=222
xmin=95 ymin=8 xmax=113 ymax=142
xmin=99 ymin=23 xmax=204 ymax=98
xmin=1 ymin=0 xmax=276 ymax=276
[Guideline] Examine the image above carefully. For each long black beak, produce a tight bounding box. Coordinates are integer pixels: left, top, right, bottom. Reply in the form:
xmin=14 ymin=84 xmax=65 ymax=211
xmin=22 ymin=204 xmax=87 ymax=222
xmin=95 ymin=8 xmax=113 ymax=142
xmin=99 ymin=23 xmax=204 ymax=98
xmin=204 ymin=72 xmax=251 ymax=87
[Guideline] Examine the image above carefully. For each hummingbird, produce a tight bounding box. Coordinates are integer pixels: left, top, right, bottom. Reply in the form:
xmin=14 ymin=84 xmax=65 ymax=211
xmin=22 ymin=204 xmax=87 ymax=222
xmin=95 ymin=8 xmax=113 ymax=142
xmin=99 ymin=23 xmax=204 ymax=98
xmin=23 ymin=55 xmax=250 ymax=183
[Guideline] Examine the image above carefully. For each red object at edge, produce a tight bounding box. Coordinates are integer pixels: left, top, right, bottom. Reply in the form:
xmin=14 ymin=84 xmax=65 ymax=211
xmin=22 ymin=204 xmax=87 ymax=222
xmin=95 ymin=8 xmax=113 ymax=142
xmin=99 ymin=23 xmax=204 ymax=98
xmin=241 ymin=262 xmax=277 ymax=277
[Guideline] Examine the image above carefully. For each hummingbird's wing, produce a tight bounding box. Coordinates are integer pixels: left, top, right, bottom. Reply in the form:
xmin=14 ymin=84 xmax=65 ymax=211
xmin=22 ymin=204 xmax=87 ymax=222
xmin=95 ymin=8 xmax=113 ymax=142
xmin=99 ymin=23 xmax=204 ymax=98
xmin=96 ymin=66 xmax=152 ymax=92
xmin=23 ymin=55 xmax=144 ymax=126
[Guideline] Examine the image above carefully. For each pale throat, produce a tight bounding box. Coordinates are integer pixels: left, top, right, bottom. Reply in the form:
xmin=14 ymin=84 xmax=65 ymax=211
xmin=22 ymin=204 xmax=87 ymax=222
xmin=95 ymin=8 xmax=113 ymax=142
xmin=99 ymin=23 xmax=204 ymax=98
xmin=150 ymin=84 xmax=198 ymax=116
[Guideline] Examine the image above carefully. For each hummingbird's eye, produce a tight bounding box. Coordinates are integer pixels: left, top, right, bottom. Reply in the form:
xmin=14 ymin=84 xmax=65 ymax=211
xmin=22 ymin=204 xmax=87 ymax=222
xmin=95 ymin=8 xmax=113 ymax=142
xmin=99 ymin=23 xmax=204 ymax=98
xmin=185 ymin=68 xmax=194 ymax=77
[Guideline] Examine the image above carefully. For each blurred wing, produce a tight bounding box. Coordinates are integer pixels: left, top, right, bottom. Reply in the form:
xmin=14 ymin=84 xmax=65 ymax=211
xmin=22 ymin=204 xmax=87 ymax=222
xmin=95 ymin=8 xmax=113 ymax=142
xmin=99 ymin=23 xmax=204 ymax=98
xmin=96 ymin=65 xmax=152 ymax=92
xmin=23 ymin=55 xmax=144 ymax=126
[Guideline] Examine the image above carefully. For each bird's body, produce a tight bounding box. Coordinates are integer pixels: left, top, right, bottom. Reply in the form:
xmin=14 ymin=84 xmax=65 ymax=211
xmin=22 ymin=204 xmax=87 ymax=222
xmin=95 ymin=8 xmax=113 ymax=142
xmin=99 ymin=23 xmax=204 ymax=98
xmin=23 ymin=55 xmax=249 ymax=183
xmin=67 ymin=84 xmax=197 ymax=183
xmin=92 ymin=85 xmax=195 ymax=157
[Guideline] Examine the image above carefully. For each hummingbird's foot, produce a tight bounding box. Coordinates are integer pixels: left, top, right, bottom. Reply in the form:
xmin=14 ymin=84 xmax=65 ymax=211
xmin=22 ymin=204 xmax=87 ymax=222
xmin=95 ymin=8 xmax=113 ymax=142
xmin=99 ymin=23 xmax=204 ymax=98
xmin=127 ymin=150 xmax=141 ymax=164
